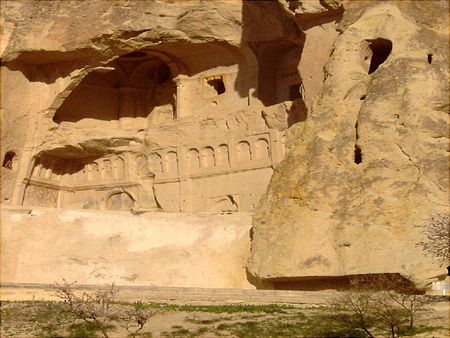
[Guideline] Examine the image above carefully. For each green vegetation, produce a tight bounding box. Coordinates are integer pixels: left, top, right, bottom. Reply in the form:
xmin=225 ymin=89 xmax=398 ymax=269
xmin=185 ymin=316 xmax=233 ymax=324
xmin=130 ymin=301 xmax=293 ymax=314
xmin=327 ymin=275 xmax=435 ymax=338
xmin=0 ymin=285 xmax=445 ymax=338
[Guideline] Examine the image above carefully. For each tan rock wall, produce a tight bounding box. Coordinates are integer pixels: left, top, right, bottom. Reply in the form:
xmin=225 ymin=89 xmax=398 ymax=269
xmin=1 ymin=207 xmax=254 ymax=289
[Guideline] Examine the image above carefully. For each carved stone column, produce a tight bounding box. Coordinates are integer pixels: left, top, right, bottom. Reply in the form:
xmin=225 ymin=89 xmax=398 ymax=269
xmin=174 ymin=75 xmax=193 ymax=119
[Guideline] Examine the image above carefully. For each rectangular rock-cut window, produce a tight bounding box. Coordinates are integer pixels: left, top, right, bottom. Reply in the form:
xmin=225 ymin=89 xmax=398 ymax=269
xmin=2 ymin=151 xmax=15 ymax=170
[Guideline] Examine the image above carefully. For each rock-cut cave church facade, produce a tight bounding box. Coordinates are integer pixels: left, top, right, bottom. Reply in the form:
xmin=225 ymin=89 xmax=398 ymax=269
xmin=9 ymin=40 xmax=304 ymax=213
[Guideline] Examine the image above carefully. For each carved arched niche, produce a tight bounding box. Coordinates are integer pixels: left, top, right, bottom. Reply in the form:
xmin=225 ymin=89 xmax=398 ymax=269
xmin=254 ymin=138 xmax=270 ymax=160
xmin=53 ymin=51 xmax=179 ymax=129
xmin=237 ymin=141 xmax=252 ymax=162
xmin=105 ymin=191 xmax=135 ymax=210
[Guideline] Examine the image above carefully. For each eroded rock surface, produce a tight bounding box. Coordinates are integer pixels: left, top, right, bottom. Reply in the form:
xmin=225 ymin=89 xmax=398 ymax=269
xmin=248 ymin=0 xmax=449 ymax=289
xmin=1 ymin=207 xmax=254 ymax=288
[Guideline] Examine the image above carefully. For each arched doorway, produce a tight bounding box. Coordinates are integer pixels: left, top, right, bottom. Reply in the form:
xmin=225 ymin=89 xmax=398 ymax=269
xmin=105 ymin=191 xmax=135 ymax=210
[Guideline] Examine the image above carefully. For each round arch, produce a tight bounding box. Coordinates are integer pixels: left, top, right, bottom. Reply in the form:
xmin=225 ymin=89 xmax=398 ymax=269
xmin=103 ymin=189 xmax=137 ymax=210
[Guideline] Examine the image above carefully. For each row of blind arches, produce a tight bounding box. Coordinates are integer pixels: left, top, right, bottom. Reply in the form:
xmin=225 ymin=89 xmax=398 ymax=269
xmin=150 ymin=138 xmax=270 ymax=174
xmin=31 ymin=156 xmax=128 ymax=183
xmin=29 ymin=138 xmax=271 ymax=183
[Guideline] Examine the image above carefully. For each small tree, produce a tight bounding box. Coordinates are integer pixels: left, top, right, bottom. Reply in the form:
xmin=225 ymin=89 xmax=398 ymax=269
xmin=329 ymin=275 xmax=432 ymax=338
xmin=417 ymin=212 xmax=449 ymax=265
xmin=54 ymin=280 xmax=157 ymax=338
xmin=330 ymin=291 xmax=376 ymax=337
xmin=55 ymin=280 xmax=118 ymax=338
xmin=114 ymin=306 xmax=156 ymax=337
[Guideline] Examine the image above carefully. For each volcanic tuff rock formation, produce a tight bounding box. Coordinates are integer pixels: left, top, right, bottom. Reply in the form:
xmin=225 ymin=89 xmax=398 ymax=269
xmin=1 ymin=0 xmax=308 ymax=212
xmin=1 ymin=0 xmax=448 ymax=289
xmin=248 ymin=0 xmax=449 ymax=289
xmin=1 ymin=0 xmax=341 ymax=288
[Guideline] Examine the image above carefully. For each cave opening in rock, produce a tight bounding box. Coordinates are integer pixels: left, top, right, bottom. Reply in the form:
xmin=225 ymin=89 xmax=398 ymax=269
xmin=22 ymin=42 xmax=287 ymax=214
xmin=427 ymin=53 xmax=433 ymax=64
xmin=207 ymin=77 xmax=226 ymax=95
xmin=257 ymin=42 xmax=303 ymax=106
xmin=52 ymin=51 xmax=178 ymax=128
xmin=367 ymin=38 xmax=392 ymax=74
xmin=2 ymin=151 xmax=16 ymax=170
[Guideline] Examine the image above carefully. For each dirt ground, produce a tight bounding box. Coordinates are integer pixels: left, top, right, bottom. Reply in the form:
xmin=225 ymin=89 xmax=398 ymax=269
xmin=1 ymin=298 xmax=448 ymax=338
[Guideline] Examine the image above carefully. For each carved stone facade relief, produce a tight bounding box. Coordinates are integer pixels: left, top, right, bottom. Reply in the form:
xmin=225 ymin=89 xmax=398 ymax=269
xmin=17 ymin=41 xmax=301 ymax=213
xmin=23 ymin=154 xmax=157 ymax=211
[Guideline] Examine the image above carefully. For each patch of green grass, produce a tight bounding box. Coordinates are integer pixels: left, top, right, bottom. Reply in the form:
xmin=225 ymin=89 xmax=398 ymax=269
xmin=214 ymin=314 xmax=370 ymax=338
xmin=215 ymin=319 xmax=307 ymax=338
xmin=397 ymin=325 xmax=444 ymax=336
xmin=1 ymin=301 xmax=74 ymax=338
xmin=162 ymin=327 xmax=191 ymax=337
xmin=67 ymin=322 xmax=98 ymax=338
xmin=185 ymin=316 xmax=233 ymax=324
xmin=301 ymin=316 xmax=368 ymax=338
xmin=162 ymin=326 xmax=211 ymax=338
xmin=240 ymin=313 xmax=265 ymax=319
xmin=130 ymin=301 xmax=294 ymax=314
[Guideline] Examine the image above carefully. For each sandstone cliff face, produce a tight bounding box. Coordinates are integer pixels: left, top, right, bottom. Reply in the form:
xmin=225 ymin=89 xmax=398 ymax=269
xmin=248 ymin=0 xmax=449 ymax=289
xmin=2 ymin=0 xmax=446 ymax=290
xmin=1 ymin=0 xmax=341 ymax=288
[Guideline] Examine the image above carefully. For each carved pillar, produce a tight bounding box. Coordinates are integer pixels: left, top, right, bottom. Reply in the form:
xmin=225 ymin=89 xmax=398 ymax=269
xmin=31 ymin=161 xmax=42 ymax=178
xmin=174 ymin=75 xmax=193 ymax=119
xmin=227 ymin=131 xmax=237 ymax=170
xmin=177 ymin=145 xmax=191 ymax=212
xmin=268 ymin=130 xmax=285 ymax=166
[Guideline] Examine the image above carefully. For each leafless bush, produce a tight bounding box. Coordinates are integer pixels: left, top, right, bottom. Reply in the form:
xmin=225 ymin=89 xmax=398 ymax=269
xmin=417 ymin=212 xmax=449 ymax=264
xmin=55 ymin=280 xmax=118 ymax=338
xmin=330 ymin=291 xmax=376 ymax=337
xmin=329 ymin=275 xmax=432 ymax=338
xmin=54 ymin=280 xmax=157 ymax=338
xmin=113 ymin=306 xmax=157 ymax=337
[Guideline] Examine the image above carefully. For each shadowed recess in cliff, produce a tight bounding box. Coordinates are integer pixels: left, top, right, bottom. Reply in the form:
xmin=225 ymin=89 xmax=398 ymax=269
xmin=2 ymin=49 xmax=98 ymax=84
xmin=268 ymin=273 xmax=419 ymax=292
xmin=240 ymin=0 xmax=306 ymax=108
xmin=52 ymin=42 xmax=252 ymax=128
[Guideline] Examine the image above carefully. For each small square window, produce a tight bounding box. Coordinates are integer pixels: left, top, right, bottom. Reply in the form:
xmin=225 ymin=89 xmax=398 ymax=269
xmin=203 ymin=76 xmax=226 ymax=97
